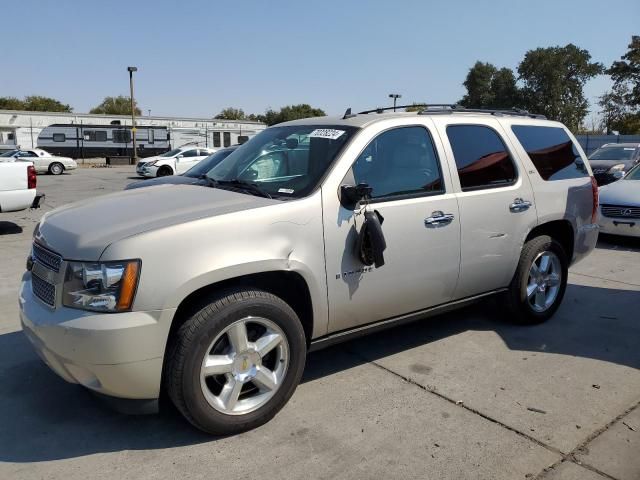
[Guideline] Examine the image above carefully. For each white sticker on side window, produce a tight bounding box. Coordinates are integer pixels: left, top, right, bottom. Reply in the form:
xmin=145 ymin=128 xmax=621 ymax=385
xmin=278 ymin=188 xmax=295 ymax=194
xmin=309 ymin=129 xmax=345 ymax=140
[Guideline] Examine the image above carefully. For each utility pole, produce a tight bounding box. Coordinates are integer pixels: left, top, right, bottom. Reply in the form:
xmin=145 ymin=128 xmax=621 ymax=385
xmin=388 ymin=93 xmax=402 ymax=112
xmin=127 ymin=66 xmax=138 ymax=163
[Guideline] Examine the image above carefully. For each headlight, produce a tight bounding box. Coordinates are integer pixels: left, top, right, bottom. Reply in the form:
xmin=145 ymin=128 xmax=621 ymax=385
xmin=62 ymin=260 xmax=140 ymax=312
xmin=145 ymin=160 xmax=157 ymax=167
xmin=608 ymin=163 xmax=625 ymax=172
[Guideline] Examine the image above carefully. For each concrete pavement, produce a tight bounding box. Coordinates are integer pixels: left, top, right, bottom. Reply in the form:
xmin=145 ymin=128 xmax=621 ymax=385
xmin=0 ymin=167 xmax=638 ymax=480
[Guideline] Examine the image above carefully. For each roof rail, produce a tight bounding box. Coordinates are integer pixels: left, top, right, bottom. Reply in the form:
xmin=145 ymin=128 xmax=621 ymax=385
xmin=356 ymin=103 xmax=545 ymax=119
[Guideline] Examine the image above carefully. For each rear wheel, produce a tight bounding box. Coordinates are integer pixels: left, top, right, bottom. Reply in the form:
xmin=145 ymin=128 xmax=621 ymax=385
xmin=505 ymin=235 xmax=568 ymax=324
xmin=157 ymin=166 xmax=173 ymax=177
xmin=49 ymin=162 xmax=64 ymax=175
xmin=166 ymin=288 xmax=307 ymax=435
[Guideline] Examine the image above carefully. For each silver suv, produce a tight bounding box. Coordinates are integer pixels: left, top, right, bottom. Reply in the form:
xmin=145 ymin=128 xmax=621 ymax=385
xmin=20 ymin=106 xmax=599 ymax=434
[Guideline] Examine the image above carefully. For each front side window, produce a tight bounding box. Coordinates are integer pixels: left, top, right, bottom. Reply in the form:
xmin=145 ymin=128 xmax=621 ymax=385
xmin=351 ymin=126 xmax=444 ymax=199
xmin=446 ymin=125 xmax=517 ymax=191
xmin=53 ymin=133 xmax=65 ymax=142
xmin=182 ymin=149 xmax=199 ymax=157
xmin=223 ymin=132 xmax=231 ymax=147
xmin=208 ymin=124 xmax=357 ymax=199
xmin=512 ymin=125 xmax=588 ymax=181
xmin=19 ymin=151 xmax=38 ymax=157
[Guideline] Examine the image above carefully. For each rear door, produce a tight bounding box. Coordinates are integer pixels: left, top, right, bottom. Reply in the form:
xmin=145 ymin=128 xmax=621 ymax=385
xmin=177 ymin=149 xmax=200 ymax=173
xmin=433 ymin=118 xmax=538 ymax=299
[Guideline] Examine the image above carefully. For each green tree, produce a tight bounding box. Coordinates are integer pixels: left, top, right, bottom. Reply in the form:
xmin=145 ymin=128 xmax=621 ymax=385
xmin=215 ymin=107 xmax=247 ymax=120
xmin=404 ymin=103 xmax=427 ymax=112
xmin=0 ymin=95 xmax=71 ymax=112
xmin=90 ymin=96 xmax=141 ymax=116
xmin=518 ymin=44 xmax=603 ymax=131
xmin=459 ymin=62 xmax=522 ymax=109
xmin=262 ymin=104 xmax=326 ymax=125
xmin=0 ymin=97 xmax=26 ymax=110
xmin=607 ymin=35 xmax=640 ymax=108
xmin=23 ymin=95 xmax=72 ymax=112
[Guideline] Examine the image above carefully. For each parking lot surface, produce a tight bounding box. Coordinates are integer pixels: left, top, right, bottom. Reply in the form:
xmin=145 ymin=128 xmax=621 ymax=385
xmin=1 ymin=167 xmax=638 ymax=480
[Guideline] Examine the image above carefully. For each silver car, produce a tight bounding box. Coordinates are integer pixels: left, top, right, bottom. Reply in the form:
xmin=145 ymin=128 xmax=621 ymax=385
xmin=20 ymin=107 xmax=599 ymax=434
xmin=598 ymin=163 xmax=640 ymax=237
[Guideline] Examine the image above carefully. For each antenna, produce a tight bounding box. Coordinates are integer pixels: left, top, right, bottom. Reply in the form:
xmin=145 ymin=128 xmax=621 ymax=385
xmin=343 ymin=108 xmax=357 ymax=119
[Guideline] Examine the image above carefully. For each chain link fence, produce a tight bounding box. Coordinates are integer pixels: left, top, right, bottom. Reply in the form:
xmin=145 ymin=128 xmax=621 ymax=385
xmin=576 ymin=134 xmax=640 ymax=156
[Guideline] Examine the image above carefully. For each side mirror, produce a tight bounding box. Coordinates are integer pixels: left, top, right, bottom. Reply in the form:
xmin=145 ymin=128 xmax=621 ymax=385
xmin=339 ymin=182 xmax=373 ymax=209
xmin=176 ymin=154 xmax=183 ymax=160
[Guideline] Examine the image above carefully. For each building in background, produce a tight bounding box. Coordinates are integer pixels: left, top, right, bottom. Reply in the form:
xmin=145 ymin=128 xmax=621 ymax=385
xmin=0 ymin=110 xmax=265 ymax=157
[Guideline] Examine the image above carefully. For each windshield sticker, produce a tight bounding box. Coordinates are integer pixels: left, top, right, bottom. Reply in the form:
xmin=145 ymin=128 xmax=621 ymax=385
xmin=278 ymin=188 xmax=295 ymax=194
xmin=309 ymin=129 xmax=345 ymax=140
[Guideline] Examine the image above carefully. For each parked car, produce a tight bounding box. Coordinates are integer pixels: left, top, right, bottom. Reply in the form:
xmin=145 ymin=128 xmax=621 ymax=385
xmin=598 ymin=162 xmax=640 ymax=237
xmin=0 ymin=161 xmax=43 ymax=212
xmin=588 ymin=143 xmax=640 ymax=186
xmin=0 ymin=148 xmax=77 ymax=175
xmin=136 ymin=146 xmax=216 ymax=178
xmin=126 ymin=147 xmax=237 ymax=190
xmin=20 ymin=106 xmax=598 ymax=435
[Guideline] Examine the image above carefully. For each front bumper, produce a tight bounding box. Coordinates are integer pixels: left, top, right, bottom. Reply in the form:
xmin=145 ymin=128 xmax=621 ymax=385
xmin=19 ymin=272 xmax=175 ymax=400
xmin=598 ymin=214 xmax=640 ymax=238
xmin=141 ymin=166 xmax=159 ymax=177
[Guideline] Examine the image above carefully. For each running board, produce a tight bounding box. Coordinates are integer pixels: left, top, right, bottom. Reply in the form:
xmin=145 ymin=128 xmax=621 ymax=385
xmin=309 ymin=289 xmax=507 ymax=352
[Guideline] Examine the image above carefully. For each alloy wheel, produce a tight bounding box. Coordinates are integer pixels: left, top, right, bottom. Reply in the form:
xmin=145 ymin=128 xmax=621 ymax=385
xmin=526 ymin=251 xmax=561 ymax=313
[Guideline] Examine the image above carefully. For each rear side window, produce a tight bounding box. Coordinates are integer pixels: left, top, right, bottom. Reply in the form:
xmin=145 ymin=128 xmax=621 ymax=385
xmin=511 ymin=126 xmax=588 ymax=181
xmin=446 ymin=125 xmax=517 ymax=191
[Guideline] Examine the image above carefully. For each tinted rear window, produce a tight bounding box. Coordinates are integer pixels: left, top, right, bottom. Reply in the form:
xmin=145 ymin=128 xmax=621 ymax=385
xmin=446 ymin=125 xmax=517 ymax=191
xmin=511 ymin=126 xmax=588 ymax=181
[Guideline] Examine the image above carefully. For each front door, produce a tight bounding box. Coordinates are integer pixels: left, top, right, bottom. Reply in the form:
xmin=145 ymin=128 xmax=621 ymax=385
xmin=322 ymin=123 xmax=461 ymax=333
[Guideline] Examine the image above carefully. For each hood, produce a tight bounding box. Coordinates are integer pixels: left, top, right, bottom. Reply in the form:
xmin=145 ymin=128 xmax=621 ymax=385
xmin=125 ymin=175 xmax=204 ymax=190
xmin=599 ymin=179 xmax=640 ymax=206
xmin=588 ymin=159 xmax=637 ymax=171
xmin=36 ymin=185 xmax=276 ymax=260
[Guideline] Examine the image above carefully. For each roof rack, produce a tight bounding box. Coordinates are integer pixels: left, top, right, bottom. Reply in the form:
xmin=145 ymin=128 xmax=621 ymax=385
xmin=356 ymin=104 xmax=545 ymax=119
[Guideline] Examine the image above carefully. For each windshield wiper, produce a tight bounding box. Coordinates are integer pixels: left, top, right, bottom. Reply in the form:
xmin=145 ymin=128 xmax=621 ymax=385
xmin=199 ymin=174 xmax=219 ymax=188
xmin=217 ymin=179 xmax=273 ymax=199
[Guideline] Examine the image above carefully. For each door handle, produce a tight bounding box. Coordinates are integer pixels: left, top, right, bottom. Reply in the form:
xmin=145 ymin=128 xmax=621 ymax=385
xmin=509 ymin=198 xmax=532 ymax=212
xmin=425 ymin=211 xmax=455 ymax=227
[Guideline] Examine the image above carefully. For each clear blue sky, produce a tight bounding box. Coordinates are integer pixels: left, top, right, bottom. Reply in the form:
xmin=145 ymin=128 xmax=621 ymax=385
xmin=3 ymin=0 xmax=638 ymax=120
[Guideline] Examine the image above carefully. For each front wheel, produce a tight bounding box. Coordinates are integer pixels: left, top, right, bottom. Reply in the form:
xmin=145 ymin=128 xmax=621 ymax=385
xmin=504 ymin=235 xmax=568 ymax=324
xmin=157 ymin=166 xmax=173 ymax=177
xmin=49 ymin=162 xmax=64 ymax=175
xmin=166 ymin=289 xmax=307 ymax=435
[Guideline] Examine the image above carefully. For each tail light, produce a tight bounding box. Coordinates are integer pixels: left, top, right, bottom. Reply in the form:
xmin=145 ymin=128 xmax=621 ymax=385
xmin=27 ymin=165 xmax=37 ymax=189
xmin=590 ymin=176 xmax=598 ymax=223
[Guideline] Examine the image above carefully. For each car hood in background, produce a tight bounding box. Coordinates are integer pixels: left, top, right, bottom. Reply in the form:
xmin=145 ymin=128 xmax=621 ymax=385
xmin=125 ymin=175 xmax=204 ymax=190
xmin=588 ymin=159 xmax=637 ymax=171
xmin=599 ymin=179 xmax=640 ymax=205
xmin=36 ymin=185 xmax=276 ymax=260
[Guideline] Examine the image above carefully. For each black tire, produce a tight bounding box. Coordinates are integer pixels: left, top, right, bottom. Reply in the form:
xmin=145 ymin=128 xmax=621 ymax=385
xmin=49 ymin=162 xmax=64 ymax=175
xmin=504 ymin=235 xmax=568 ymax=325
xmin=157 ymin=166 xmax=173 ymax=177
xmin=166 ymin=288 xmax=307 ymax=435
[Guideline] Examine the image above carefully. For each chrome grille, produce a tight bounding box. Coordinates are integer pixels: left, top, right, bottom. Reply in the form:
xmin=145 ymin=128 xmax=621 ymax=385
xmin=601 ymin=204 xmax=640 ymax=219
xmin=32 ymin=272 xmax=56 ymax=307
xmin=32 ymin=243 xmax=62 ymax=272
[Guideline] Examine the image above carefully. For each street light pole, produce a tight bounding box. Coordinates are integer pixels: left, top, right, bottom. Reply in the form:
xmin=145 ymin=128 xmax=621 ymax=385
xmin=388 ymin=93 xmax=402 ymax=112
xmin=127 ymin=66 xmax=138 ymax=163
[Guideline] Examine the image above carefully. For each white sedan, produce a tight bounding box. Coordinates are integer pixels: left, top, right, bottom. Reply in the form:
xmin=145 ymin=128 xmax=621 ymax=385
xmin=598 ymin=163 xmax=640 ymax=237
xmin=136 ymin=146 xmax=216 ymax=178
xmin=0 ymin=148 xmax=77 ymax=175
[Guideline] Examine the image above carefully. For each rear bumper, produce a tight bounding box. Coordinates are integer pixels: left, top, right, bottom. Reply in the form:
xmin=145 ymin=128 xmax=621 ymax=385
xmin=572 ymin=223 xmax=599 ymax=265
xmin=19 ymin=273 xmax=175 ymax=400
xmin=31 ymin=193 xmax=45 ymax=209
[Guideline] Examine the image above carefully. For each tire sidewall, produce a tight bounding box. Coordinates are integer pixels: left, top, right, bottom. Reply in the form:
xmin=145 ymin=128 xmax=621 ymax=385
xmin=180 ymin=294 xmax=306 ymax=433
xmin=157 ymin=166 xmax=172 ymax=177
xmin=514 ymin=236 xmax=568 ymax=323
xmin=50 ymin=162 xmax=63 ymax=175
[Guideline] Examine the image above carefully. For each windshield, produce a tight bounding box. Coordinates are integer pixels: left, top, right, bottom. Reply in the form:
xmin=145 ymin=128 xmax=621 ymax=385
xmin=206 ymin=125 xmax=358 ymax=198
xmin=184 ymin=149 xmax=235 ymax=177
xmin=625 ymin=163 xmax=640 ymax=180
xmin=589 ymin=146 xmax=637 ymax=161
xmin=0 ymin=150 xmax=17 ymax=157
xmin=159 ymin=148 xmax=183 ymax=158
